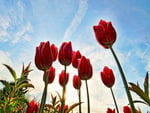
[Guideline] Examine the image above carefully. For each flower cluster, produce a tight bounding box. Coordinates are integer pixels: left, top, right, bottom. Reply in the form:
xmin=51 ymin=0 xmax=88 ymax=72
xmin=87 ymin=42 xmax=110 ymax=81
xmin=0 ymin=19 xmax=149 ymax=113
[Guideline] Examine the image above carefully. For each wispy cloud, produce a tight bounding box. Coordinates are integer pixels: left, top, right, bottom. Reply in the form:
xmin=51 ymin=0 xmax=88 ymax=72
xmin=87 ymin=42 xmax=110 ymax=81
xmin=63 ymin=0 xmax=88 ymax=41
xmin=0 ymin=0 xmax=33 ymax=44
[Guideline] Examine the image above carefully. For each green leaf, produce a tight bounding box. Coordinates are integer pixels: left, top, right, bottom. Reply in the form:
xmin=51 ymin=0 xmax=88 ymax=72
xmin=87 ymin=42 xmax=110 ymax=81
xmin=66 ymin=102 xmax=82 ymax=113
xmin=129 ymin=82 xmax=150 ymax=106
xmin=15 ymin=83 xmax=34 ymax=92
xmin=3 ymin=64 xmax=17 ymax=82
xmin=144 ymin=72 xmax=149 ymax=97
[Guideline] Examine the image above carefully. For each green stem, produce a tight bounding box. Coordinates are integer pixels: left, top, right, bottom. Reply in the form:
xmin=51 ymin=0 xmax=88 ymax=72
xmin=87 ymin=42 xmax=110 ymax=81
xmin=110 ymin=88 xmax=119 ymax=113
xmin=85 ymin=80 xmax=90 ymax=113
xmin=110 ymin=47 xmax=136 ymax=113
xmin=39 ymin=76 xmax=48 ymax=113
xmin=78 ymin=89 xmax=81 ymax=113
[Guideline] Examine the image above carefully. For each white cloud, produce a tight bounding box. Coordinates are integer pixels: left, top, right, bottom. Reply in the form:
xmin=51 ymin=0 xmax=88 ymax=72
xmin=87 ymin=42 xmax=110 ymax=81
xmin=63 ymin=0 xmax=88 ymax=41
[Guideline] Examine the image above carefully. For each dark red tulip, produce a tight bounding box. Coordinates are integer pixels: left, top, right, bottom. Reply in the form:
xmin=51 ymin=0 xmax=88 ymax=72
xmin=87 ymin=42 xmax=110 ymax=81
xmin=78 ymin=56 xmax=93 ymax=80
xmin=106 ymin=108 xmax=115 ymax=113
xmin=93 ymin=19 xmax=117 ymax=49
xmin=101 ymin=66 xmax=115 ymax=88
xmin=51 ymin=44 xmax=58 ymax=61
xmin=72 ymin=50 xmax=82 ymax=68
xmin=43 ymin=67 xmax=55 ymax=84
xmin=35 ymin=41 xmax=53 ymax=71
xmin=73 ymin=75 xmax=82 ymax=89
xmin=26 ymin=100 xmax=39 ymax=113
xmin=123 ymin=106 xmax=132 ymax=113
xmin=59 ymin=70 xmax=69 ymax=87
xmin=58 ymin=42 xmax=73 ymax=66
xmin=58 ymin=105 xmax=68 ymax=113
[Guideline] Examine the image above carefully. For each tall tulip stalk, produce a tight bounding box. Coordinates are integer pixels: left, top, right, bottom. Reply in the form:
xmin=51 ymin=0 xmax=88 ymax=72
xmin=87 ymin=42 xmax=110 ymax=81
xmin=93 ymin=19 xmax=136 ymax=113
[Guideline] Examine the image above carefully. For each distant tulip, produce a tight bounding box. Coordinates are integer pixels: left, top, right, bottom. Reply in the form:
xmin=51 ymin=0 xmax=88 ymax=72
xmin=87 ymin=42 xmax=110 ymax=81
xmin=26 ymin=100 xmax=39 ymax=113
xmin=106 ymin=108 xmax=115 ymax=113
xmin=78 ymin=56 xmax=93 ymax=80
xmin=93 ymin=19 xmax=116 ymax=49
xmin=59 ymin=70 xmax=69 ymax=87
xmin=101 ymin=66 xmax=115 ymax=88
xmin=123 ymin=106 xmax=132 ymax=113
xmin=51 ymin=44 xmax=58 ymax=61
xmin=72 ymin=50 xmax=82 ymax=68
xmin=43 ymin=67 xmax=55 ymax=84
xmin=35 ymin=41 xmax=53 ymax=71
xmin=73 ymin=75 xmax=82 ymax=89
xmin=58 ymin=42 xmax=73 ymax=66
xmin=58 ymin=105 xmax=68 ymax=113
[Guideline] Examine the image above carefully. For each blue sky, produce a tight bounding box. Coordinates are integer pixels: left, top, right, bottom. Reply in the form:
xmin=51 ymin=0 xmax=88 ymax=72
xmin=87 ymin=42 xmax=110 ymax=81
xmin=0 ymin=0 xmax=150 ymax=112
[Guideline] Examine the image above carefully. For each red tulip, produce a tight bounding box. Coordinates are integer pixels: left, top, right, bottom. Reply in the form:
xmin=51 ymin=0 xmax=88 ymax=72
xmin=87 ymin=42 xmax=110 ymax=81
xmin=123 ymin=106 xmax=132 ymax=113
xmin=58 ymin=42 xmax=73 ymax=66
xmin=43 ymin=67 xmax=55 ymax=84
xmin=72 ymin=50 xmax=82 ymax=68
xmin=73 ymin=75 xmax=82 ymax=89
xmin=58 ymin=105 xmax=68 ymax=113
xmin=59 ymin=70 xmax=69 ymax=87
xmin=26 ymin=100 xmax=39 ymax=113
xmin=35 ymin=41 xmax=53 ymax=71
xmin=51 ymin=44 xmax=58 ymax=61
xmin=106 ymin=108 xmax=115 ymax=113
xmin=93 ymin=19 xmax=117 ymax=49
xmin=101 ymin=66 xmax=115 ymax=88
xmin=78 ymin=56 xmax=93 ymax=80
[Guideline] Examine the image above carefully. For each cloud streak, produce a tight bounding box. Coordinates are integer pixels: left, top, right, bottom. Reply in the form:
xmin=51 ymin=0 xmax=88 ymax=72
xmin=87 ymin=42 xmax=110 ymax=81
xmin=63 ymin=0 xmax=88 ymax=41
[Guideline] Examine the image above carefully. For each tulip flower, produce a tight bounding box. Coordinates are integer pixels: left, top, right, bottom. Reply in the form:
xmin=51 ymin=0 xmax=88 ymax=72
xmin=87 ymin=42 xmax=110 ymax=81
xmin=43 ymin=67 xmax=55 ymax=84
xmin=78 ymin=56 xmax=93 ymax=80
xmin=26 ymin=100 xmax=39 ymax=113
xmin=101 ymin=66 xmax=115 ymax=88
xmin=73 ymin=75 xmax=82 ymax=89
xmin=73 ymin=75 xmax=82 ymax=113
xmin=93 ymin=19 xmax=116 ymax=49
xmin=123 ymin=106 xmax=132 ymax=113
xmin=59 ymin=70 xmax=69 ymax=87
xmin=78 ymin=56 xmax=93 ymax=113
xmin=58 ymin=42 xmax=73 ymax=66
xmin=72 ymin=50 xmax=82 ymax=68
xmin=58 ymin=105 xmax=68 ymax=113
xmin=94 ymin=19 xmax=136 ymax=113
xmin=51 ymin=44 xmax=58 ymax=61
xmin=35 ymin=41 xmax=54 ymax=71
xmin=106 ymin=108 xmax=115 ymax=113
xmin=101 ymin=66 xmax=119 ymax=113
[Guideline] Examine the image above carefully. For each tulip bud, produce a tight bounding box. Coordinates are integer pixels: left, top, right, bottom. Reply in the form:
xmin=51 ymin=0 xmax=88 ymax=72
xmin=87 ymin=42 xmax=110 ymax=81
xmin=72 ymin=50 xmax=82 ymax=68
xmin=73 ymin=75 xmax=82 ymax=89
xmin=26 ymin=100 xmax=39 ymax=113
xmin=123 ymin=106 xmax=132 ymax=113
xmin=100 ymin=66 xmax=115 ymax=88
xmin=106 ymin=108 xmax=115 ymax=113
xmin=59 ymin=70 xmax=69 ymax=87
xmin=93 ymin=20 xmax=117 ymax=49
xmin=78 ymin=56 xmax=93 ymax=80
xmin=43 ymin=67 xmax=55 ymax=84
xmin=58 ymin=42 xmax=73 ymax=66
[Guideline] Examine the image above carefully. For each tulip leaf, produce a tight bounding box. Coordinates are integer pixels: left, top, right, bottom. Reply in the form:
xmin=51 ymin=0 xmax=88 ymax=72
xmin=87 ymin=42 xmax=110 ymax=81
xmin=3 ymin=64 xmax=17 ymax=82
xmin=144 ymin=72 xmax=149 ymax=97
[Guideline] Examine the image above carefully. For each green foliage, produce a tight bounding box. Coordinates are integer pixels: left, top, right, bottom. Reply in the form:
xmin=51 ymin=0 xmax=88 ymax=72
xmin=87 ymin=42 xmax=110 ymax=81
xmin=129 ymin=72 xmax=150 ymax=106
xmin=0 ymin=63 xmax=34 ymax=113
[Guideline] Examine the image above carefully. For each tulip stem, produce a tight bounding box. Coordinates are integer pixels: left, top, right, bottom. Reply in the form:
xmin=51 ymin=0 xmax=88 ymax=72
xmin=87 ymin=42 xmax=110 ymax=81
xmin=78 ymin=89 xmax=82 ymax=113
xmin=61 ymin=65 xmax=67 ymax=113
xmin=39 ymin=71 xmax=48 ymax=113
xmin=110 ymin=88 xmax=119 ymax=113
xmin=110 ymin=47 xmax=136 ymax=113
xmin=85 ymin=80 xmax=90 ymax=113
